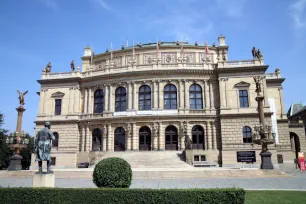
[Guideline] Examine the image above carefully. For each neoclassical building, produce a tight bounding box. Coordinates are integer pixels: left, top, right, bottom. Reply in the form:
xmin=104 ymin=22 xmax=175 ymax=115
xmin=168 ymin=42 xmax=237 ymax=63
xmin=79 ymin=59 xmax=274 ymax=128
xmin=31 ymin=36 xmax=306 ymax=168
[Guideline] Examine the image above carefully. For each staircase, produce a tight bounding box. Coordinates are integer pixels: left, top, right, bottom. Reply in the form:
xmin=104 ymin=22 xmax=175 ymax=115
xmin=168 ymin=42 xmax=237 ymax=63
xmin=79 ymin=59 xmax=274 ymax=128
xmin=92 ymin=151 xmax=191 ymax=168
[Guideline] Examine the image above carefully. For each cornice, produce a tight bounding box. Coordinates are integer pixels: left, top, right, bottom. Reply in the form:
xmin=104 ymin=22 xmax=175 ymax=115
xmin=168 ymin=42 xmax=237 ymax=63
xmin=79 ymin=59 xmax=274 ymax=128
xmin=217 ymin=65 xmax=269 ymax=73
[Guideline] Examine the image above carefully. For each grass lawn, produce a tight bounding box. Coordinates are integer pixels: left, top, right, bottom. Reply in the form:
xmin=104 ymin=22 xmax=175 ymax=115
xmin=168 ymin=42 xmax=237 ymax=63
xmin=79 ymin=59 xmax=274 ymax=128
xmin=246 ymin=190 xmax=306 ymax=204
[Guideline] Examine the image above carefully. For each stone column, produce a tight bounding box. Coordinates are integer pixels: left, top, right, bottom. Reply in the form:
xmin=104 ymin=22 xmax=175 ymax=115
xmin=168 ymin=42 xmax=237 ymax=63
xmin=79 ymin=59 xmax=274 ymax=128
xmin=184 ymin=80 xmax=188 ymax=110
xmin=210 ymin=80 xmax=215 ymax=109
xmin=158 ymin=122 xmax=164 ymax=150
xmin=81 ymin=124 xmax=85 ymax=152
xmin=43 ymin=89 xmax=48 ymax=115
xmin=132 ymin=82 xmax=136 ymax=110
xmin=16 ymin=107 xmax=26 ymax=135
xmin=158 ymin=80 xmax=162 ymax=109
xmin=224 ymin=79 xmax=228 ymax=108
xmin=132 ymin=123 xmax=137 ymax=150
xmin=219 ymin=79 xmax=225 ymax=108
xmin=128 ymin=82 xmax=132 ymax=110
xmin=39 ymin=89 xmax=44 ymax=115
xmin=86 ymin=124 xmax=91 ymax=152
xmin=102 ymin=125 xmax=107 ymax=151
xmin=205 ymin=122 xmax=210 ymax=149
xmin=204 ymin=80 xmax=209 ymax=109
xmin=84 ymin=88 xmax=88 ymax=113
xmin=88 ymin=87 xmax=93 ymax=114
xmin=126 ymin=124 xmax=131 ymax=150
xmin=108 ymin=84 xmax=113 ymax=112
xmin=179 ymin=80 xmax=184 ymax=110
xmin=279 ymin=87 xmax=285 ymax=118
xmin=153 ymin=80 xmax=158 ymax=109
xmin=212 ymin=121 xmax=217 ymax=149
xmin=74 ymin=88 xmax=80 ymax=113
xmin=107 ymin=123 xmax=112 ymax=151
xmin=104 ymin=85 xmax=108 ymax=112
xmin=263 ymin=77 xmax=268 ymax=106
xmin=209 ymin=121 xmax=213 ymax=149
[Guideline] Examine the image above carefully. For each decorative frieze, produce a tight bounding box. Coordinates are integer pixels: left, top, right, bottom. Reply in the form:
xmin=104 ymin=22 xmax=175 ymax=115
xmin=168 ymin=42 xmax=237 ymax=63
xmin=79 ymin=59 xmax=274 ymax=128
xmin=162 ymin=52 xmax=176 ymax=64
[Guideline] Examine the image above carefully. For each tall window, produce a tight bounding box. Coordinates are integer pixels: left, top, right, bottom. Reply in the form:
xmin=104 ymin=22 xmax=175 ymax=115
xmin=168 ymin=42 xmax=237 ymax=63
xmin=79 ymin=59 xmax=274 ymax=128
xmin=164 ymin=84 xmax=177 ymax=110
xmin=239 ymin=90 xmax=249 ymax=108
xmin=190 ymin=84 xmax=203 ymax=109
xmin=115 ymin=87 xmax=127 ymax=112
xmin=139 ymin=85 xmax=151 ymax=110
xmin=94 ymin=89 xmax=104 ymax=113
xmin=55 ymin=99 xmax=62 ymax=115
xmin=243 ymin=126 xmax=252 ymax=143
xmin=52 ymin=132 xmax=59 ymax=147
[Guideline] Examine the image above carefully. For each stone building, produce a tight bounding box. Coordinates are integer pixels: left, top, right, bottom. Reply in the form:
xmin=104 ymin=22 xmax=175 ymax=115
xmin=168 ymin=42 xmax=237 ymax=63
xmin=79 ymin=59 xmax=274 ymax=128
xmin=31 ymin=36 xmax=305 ymax=168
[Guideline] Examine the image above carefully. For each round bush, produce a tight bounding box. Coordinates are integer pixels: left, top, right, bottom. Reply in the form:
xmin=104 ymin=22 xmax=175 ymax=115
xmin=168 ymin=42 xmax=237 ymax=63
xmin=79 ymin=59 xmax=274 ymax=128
xmin=93 ymin=157 xmax=132 ymax=188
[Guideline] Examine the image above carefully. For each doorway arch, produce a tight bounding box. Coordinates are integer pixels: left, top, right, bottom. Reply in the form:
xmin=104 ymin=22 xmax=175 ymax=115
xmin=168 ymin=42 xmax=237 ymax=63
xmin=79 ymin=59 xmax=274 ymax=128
xmin=92 ymin=128 xmax=102 ymax=151
xmin=165 ymin=125 xmax=178 ymax=150
xmin=139 ymin=126 xmax=151 ymax=151
xmin=192 ymin=125 xmax=204 ymax=149
xmin=290 ymin=132 xmax=301 ymax=159
xmin=114 ymin=127 xmax=125 ymax=151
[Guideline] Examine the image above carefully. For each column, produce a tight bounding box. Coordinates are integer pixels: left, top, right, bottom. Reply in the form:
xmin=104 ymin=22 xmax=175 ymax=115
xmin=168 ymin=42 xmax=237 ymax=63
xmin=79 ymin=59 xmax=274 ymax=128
xmin=158 ymin=80 xmax=162 ymax=109
xmin=43 ymin=89 xmax=48 ymax=115
xmin=209 ymin=121 xmax=213 ymax=149
xmin=158 ymin=122 xmax=164 ymax=150
xmin=128 ymin=82 xmax=132 ymax=110
xmin=86 ymin=124 xmax=91 ymax=151
xmin=184 ymin=80 xmax=188 ymax=109
xmin=81 ymin=124 xmax=85 ymax=152
xmin=39 ymin=89 xmax=44 ymax=115
xmin=179 ymin=80 xmax=184 ymax=109
xmin=204 ymin=80 xmax=209 ymax=109
xmin=84 ymin=88 xmax=88 ymax=113
xmin=102 ymin=125 xmax=107 ymax=151
xmin=224 ymin=79 xmax=228 ymax=108
xmin=212 ymin=121 xmax=217 ymax=149
xmin=153 ymin=81 xmax=158 ymax=109
xmin=210 ymin=80 xmax=215 ymax=109
xmin=205 ymin=122 xmax=210 ymax=149
xmin=126 ymin=124 xmax=131 ymax=150
xmin=68 ymin=88 xmax=73 ymax=114
xmin=263 ymin=77 xmax=268 ymax=106
xmin=219 ymin=79 xmax=225 ymax=108
xmin=108 ymin=84 xmax=112 ymax=112
xmin=84 ymin=123 xmax=88 ymax=151
xmin=279 ymin=87 xmax=285 ymax=118
xmin=104 ymin=85 xmax=109 ymax=112
xmin=132 ymin=82 xmax=136 ymax=110
xmin=107 ymin=123 xmax=112 ymax=151
xmin=74 ymin=88 xmax=80 ymax=113
xmin=132 ymin=123 xmax=137 ymax=150
xmin=88 ymin=87 xmax=93 ymax=114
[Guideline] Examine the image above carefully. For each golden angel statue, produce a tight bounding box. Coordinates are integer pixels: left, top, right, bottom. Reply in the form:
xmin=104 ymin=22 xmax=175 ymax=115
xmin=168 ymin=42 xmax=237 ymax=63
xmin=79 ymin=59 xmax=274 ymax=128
xmin=17 ymin=90 xmax=28 ymax=106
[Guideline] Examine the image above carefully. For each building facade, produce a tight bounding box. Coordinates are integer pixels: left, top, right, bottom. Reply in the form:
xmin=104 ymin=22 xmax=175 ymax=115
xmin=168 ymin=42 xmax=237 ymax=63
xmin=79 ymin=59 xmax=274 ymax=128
xmin=31 ymin=36 xmax=306 ymax=168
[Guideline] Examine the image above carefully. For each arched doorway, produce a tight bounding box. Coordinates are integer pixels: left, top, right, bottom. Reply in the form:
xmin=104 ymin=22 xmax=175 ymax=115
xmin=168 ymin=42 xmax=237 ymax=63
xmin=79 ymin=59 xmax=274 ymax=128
xmin=139 ymin=126 xmax=151 ymax=151
xmin=290 ymin=132 xmax=301 ymax=159
xmin=92 ymin=128 xmax=102 ymax=151
xmin=165 ymin=125 xmax=178 ymax=150
xmin=114 ymin=127 xmax=125 ymax=151
xmin=192 ymin=125 xmax=204 ymax=149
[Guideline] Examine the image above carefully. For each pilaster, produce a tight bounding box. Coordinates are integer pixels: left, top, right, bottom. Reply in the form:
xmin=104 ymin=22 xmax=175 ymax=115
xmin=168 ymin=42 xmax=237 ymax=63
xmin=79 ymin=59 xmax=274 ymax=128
xmin=132 ymin=123 xmax=137 ymax=150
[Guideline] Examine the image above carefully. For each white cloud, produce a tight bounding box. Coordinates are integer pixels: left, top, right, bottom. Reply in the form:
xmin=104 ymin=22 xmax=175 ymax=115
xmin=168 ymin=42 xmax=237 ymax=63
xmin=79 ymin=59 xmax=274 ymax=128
xmin=94 ymin=0 xmax=112 ymax=11
xmin=215 ymin=0 xmax=249 ymax=18
xmin=290 ymin=0 xmax=306 ymax=29
xmin=37 ymin=0 xmax=57 ymax=10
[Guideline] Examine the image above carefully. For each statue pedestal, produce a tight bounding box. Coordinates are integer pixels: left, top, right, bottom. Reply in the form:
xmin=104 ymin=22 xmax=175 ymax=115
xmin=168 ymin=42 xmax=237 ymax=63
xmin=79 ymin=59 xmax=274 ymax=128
xmin=32 ymin=172 xmax=55 ymax=188
xmin=7 ymin=154 xmax=23 ymax=171
xmin=260 ymin=151 xmax=274 ymax=169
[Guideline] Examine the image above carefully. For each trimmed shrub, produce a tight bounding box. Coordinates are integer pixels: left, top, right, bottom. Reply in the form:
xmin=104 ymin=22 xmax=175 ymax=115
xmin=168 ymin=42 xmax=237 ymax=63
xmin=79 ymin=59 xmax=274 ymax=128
xmin=0 ymin=188 xmax=245 ymax=204
xmin=93 ymin=157 xmax=132 ymax=188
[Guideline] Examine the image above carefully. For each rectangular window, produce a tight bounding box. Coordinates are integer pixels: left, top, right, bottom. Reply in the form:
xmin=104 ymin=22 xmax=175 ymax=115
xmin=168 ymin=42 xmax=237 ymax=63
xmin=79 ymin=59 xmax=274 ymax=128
xmin=55 ymin=99 xmax=62 ymax=115
xmin=239 ymin=90 xmax=249 ymax=108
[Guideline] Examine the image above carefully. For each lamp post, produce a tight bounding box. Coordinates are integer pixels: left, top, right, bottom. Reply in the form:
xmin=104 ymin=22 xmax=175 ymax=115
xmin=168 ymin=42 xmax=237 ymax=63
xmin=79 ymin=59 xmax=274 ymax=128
xmin=252 ymin=76 xmax=275 ymax=169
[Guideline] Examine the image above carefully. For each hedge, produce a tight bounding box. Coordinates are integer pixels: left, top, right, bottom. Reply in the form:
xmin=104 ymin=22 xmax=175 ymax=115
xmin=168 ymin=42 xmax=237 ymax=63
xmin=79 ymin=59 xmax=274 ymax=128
xmin=0 ymin=188 xmax=245 ymax=204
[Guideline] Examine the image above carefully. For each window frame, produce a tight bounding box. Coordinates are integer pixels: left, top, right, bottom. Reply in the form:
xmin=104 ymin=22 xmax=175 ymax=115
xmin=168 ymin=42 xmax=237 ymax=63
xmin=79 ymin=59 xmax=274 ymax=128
xmin=115 ymin=87 xmax=127 ymax=112
xmin=242 ymin=126 xmax=252 ymax=143
xmin=164 ymin=84 xmax=177 ymax=110
xmin=189 ymin=84 xmax=203 ymax=110
xmin=94 ymin=89 xmax=104 ymax=113
xmin=52 ymin=132 xmax=59 ymax=147
xmin=139 ymin=85 xmax=151 ymax=110
xmin=54 ymin=99 xmax=62 ymax=115
xmin=239 ymin=89 xmax=249 ymax=108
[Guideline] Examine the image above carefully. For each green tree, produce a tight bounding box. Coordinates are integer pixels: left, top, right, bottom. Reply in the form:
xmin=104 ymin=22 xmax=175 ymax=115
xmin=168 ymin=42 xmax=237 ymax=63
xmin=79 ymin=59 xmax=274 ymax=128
xmin=0 ymin=113 xmax=11 ymax=170
xmin=20 ymin=136 xmax=34 ymax=170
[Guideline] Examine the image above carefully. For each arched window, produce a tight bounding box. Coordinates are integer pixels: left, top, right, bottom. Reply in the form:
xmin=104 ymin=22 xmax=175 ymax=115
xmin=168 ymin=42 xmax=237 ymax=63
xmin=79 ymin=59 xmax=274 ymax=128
xmin=92 ymin=128 xmax=102 ymax=151
xmin=243 ymin=126 xmax=252 ymax=143
xmin=192 ymin=125 xmax=204 ymax=149
xmin=94 ymin=89 xmax=104 ymax=113
xmin=164 ymin=84 xmax=177 ymax=110
xmin=190 ymin=84 xmax=203 ymax=109
xmin=165 ymin=125 xmax=178 ymax=150
xmin=114 ymin=127 xmax=125 ymax=151
xmin=139 ymin=85 xmax=151 ymax=110
xmin=52 ymin=132 xmax=59 ymax=147
xmin=139 ymin=126 xmax=151 ymax=151
xmin=115 ymin=87 xmax=127 ymax=112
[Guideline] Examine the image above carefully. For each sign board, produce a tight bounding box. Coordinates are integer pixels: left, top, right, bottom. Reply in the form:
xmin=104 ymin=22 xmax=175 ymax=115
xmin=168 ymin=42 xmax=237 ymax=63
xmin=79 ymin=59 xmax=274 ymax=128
xmin=298 ymin=152 xmax=305 ymax=172
xmin=237 ymin=151 xmax=256 ymax=163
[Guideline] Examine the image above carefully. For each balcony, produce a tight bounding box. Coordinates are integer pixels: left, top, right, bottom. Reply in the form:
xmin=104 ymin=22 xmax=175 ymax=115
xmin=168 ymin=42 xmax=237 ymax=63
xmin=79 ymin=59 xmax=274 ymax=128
xmin=217 ymin=59 xmax=264 ymax=68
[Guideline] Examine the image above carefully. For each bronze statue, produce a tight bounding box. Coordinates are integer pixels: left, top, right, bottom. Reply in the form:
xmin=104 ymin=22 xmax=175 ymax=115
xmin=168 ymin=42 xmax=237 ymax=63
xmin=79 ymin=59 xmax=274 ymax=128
xmin=252 ymin=47 xmax=256 ymax=58
xmin=17 ymin=90 xmax=28 ymax=106
xmin=43 ymin=62 xmax=52 ymax=73
xmin=253 ymin=76 xmax=263 ymax=94
xmin=34 ymin=121 xmax=55 ymax=173
xmin=70 ymin=60 xmax=75 ymax=71
xmin=184 ymin=135 xmax=192 ymax=150
xmin=252 ymin=47 xmax=263 ymax=59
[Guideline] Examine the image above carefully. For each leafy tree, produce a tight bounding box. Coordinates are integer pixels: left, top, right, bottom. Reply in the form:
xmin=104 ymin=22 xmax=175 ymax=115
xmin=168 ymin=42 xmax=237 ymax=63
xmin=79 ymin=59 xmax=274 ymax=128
xmin=0 ymin=113 xmax=11 ymax=170
xmin=20 ymin=136 xmax=34 ymax=170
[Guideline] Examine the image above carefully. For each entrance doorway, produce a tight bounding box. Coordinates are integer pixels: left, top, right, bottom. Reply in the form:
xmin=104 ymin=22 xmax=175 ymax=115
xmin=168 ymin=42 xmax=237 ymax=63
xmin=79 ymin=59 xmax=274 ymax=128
xmin=114 ymin=127 xmax=125 ymax=151
xmin=92 ymin=128 xmax=102 ymax=151
xmin=139 ymin=126 xmax=151 ymax=151
xmin=192 ymin=125 xmax=204 ymax=149
xmin=165 ymin=125 xmax=178 ymax=150
xmin=290 ymin=132 xmax=301 ymax=159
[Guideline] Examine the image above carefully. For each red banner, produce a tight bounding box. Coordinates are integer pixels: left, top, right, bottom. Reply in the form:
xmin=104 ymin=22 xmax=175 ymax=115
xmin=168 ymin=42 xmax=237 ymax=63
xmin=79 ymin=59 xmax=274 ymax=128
xmin=298 ymin=152 xmax=305 ymax=171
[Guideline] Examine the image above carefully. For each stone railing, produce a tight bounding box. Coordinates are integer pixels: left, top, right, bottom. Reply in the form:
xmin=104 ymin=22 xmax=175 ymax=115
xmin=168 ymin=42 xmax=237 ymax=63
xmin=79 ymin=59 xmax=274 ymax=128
xmin=217 ymin=59 xmax=264 ymax=68
xmin=265 ymin=72 xmax=281 ymax=79
xmin=41 ymin=71 xmax=82 ymax=80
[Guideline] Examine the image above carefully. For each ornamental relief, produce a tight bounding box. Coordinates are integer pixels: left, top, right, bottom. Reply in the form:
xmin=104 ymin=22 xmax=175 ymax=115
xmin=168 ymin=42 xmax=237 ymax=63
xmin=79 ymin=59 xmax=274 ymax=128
xmin=112 ymin=57 xmax=122 ymax=67
xmin=161 ymin=52 xmax=176 ymax=64
xmin=126 ymin=55 xmax=138 ymax=65
xmin=199 ymin=53 xmax=213 ymax=64
xmin=95 ymin=60 xmax=107 ymax=70
xmin=183 ymin=52 xmax=195 ymax=63
xmin=143 ymin=54 xmax=156 ymax=64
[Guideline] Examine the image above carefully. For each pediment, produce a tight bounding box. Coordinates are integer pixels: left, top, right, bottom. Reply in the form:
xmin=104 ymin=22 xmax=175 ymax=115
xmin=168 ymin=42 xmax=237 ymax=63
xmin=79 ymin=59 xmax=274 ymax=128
xmin=51 ymin=91 xmax=65 ymax=98
xmin=234 ymin=81 xmax=250 ymax=88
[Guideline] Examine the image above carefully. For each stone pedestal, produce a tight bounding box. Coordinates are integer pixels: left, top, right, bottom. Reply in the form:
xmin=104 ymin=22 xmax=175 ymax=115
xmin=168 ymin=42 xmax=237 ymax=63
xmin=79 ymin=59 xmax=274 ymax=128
xmin=185 ymin=149 xmax=193 ymax=165
xmin=260 ymin=151 xmax=274 ymax=169
xmin=7 ymin=154 xmax=23 ymax=171
xmin=33 ymin=173 xmax=55 ymax=188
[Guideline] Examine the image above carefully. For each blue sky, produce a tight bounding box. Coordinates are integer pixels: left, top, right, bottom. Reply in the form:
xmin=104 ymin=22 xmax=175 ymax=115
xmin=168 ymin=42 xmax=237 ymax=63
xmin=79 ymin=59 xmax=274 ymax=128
xmin=0 ymin=0 xmax=306 ymax=135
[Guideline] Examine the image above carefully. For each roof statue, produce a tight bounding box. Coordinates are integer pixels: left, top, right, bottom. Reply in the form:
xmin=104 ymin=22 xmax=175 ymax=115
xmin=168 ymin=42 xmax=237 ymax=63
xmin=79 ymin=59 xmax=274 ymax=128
xmin=70 ymin=60 xmax=75 ymax=71
xmin=252 ymin=47 xmax=264 ymax=60
xmin=43 ymin=62 xmax=52 ymax=73
xmin=17 ymin=90 xmax=28 ymax=106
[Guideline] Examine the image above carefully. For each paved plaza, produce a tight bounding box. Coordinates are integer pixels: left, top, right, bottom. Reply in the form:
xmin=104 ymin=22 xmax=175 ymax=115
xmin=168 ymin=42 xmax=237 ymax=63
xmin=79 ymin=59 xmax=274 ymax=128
xmin=1 ymin=170 xmax=305 ymax=190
